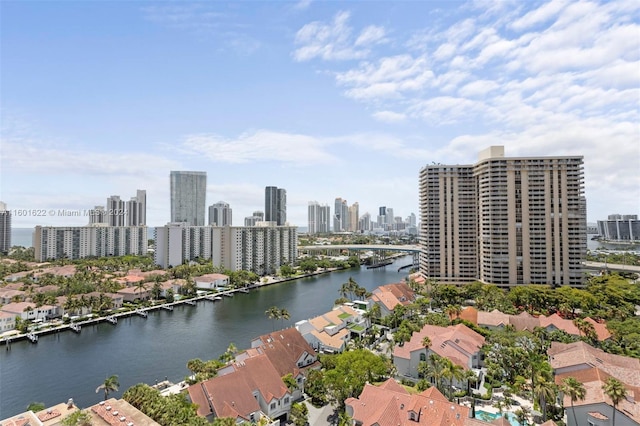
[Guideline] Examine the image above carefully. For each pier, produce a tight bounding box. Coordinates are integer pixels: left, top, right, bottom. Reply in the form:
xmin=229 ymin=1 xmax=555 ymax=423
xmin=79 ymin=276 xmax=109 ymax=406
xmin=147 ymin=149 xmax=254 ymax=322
xmin=27 ymin=333 xmax=38 ymax=343
xmin=161 ymin=304 xmax=174 ymax=311
xmin=135 ymin=310 xmax=148 ymax=318
xmin=70 ymin=323 xmax=81 ymax=333
xmin=105 ymin=316 xmax=117 ymax=325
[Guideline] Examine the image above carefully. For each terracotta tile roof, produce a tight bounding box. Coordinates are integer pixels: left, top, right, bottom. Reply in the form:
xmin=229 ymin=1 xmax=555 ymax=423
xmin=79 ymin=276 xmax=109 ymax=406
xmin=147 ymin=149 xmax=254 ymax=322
xmin=539 ymin=314 xmax=611 ymax=341
xmin=539 ymin=421 xmax=558 ymax=426
xmin=194 ymin=273 xmax=229 ymax=282
xmin=394 ymin=324 xmax=485 ymax=369
xmin=251 ymin=328 xmax=320 ymax=377
xmin=371 ymin=282 xmax=415 ymax=311
xmin=346 ymin=379 xmax=472 ymax=426
xmin=477 ymin=309 xmax=511 ymax=327
xmin=310 ymin=328 xmax=349 ymax=351
xmin=189 ymin=354 xmax=289 ymax=420
xmin=0 ymin=301 xmax=37 ymax=314
xmin=459 ymin=307 xmax=478 ymax=324
xmin=555 ymin=367 xmax=640 ymax=424
xmin=549 ymin=341 xmax=640 ymax=387
xmin=89 ymin=398 xmax=159 ymax=425
xmin=490 ymin=417 xmax=512 ymax=426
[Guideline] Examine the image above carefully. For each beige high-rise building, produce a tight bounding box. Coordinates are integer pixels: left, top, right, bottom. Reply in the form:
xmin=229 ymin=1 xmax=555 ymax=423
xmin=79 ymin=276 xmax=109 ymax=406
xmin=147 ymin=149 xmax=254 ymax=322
xmin=419 ymin=146 xmax=586 ymax=287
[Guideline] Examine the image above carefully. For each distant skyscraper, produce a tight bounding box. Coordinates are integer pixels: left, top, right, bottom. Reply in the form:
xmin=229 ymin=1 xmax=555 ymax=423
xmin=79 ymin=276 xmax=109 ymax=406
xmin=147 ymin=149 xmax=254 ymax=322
xmin=106 ymin=195 xmax=125 ymax=227
xmin=88 ymin=206 xmax=106 ymax=225
xmin=253 ymin=211 xmax=264 ymax=221
xmin=170 ymin=171 xmax=207 ymax=226
xmin=348 ymin=202 xmax=359 ymax=232
xmin=308 ymin=201 xmax=331 ymax=234
xmin=209 ymin=201 xmax=232 ymax=226
xmin=359 ymin=212 xmax=371 ymax=232
xmin=0 ymin=202 xmax=11 ymax=254
xmin=265 ymin=186 xmax=286 ymax=225
xmin=126 ymin=190 xmax=147 ymax=226
xmin=419 ymin=145 xmax=586 ymax=287
xmin=334 ymin=198 xmax=348 ymax=232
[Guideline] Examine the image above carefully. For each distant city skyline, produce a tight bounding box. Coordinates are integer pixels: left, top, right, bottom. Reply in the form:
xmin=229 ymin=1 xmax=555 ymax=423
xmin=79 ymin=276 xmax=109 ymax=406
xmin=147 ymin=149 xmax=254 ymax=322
xmin=2 ymin=1 xmax=638 ymax=228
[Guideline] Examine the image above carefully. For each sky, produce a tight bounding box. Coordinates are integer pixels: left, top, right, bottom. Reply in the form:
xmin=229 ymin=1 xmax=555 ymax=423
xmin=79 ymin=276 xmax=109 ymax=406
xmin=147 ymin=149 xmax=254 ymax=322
xmin=1 ymin=0 xmax=639 ymax=229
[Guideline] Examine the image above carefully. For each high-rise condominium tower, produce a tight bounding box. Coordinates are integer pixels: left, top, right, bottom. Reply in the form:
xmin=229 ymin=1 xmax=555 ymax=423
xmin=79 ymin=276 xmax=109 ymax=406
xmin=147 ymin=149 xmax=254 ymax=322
xmin=209 ymin=201 xmax=232 ymax=226
xmin=419 ymin=146 xmax=586 ymax=287
xmin=106 ymin=195 xmax=125 ymax=227
xmin=127 ymin=190 xmax=147 ymax=226
xmin=170 ymin=171 xmax=207 ymax=226
xmin=265 ymin=186 xmax=286 ymax=225
xmin=308 ymin=201 xmax=331 ymax=234
xmin=334 ymin=198 xmax=348 ymax=232
xmin=0 ymin=202 xmax=11 ymax=254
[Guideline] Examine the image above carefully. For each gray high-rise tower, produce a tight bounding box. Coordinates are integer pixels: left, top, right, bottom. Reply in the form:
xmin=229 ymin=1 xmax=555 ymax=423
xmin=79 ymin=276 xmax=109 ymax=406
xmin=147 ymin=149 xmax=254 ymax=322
xmin=0 ymin=202 xmax=11 ymax=254
xmin=265 ymin=186 xmax=286 ymax=225
xmin=170 ymin=171 xmax=207 ymax=226
xmin=209 ymin=201 xmax=232 ymax=226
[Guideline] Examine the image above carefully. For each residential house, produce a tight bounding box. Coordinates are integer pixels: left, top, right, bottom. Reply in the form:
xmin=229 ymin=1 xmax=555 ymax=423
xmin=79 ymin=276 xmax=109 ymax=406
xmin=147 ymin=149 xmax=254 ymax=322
xmin=89 ymin=398 xmax=160 ymax=425
xmin=461 ymin=307 xmax=611 ymax=341
xmin=188 ymin=354 xmax=289 ymax=424
xmin=539 ymin=313 xmax=611 ymax=341
xmin=117 ymin=286 xmax=150 ymax=302
xmin=0 ymin=311 xmax=16 ymax=332
xmin=194 ymin=273 xmax=230 ymax=290
xmin=393 ymin=324 xmax=485 ymax=387
xmin=114 ymin=274 xmax=145 ymax=287
xmin=4 ymin=270 xmax=32 ymax=282
xmin=345 ymin=378 xmax=487 ymax=426
xmin=0 ymin=288 xmax=26 ymax=304
xmin=85 ymin=292 xmax=124 ymax=309
xmin=0 ymin=302 xmax=57 ymax=321
xmin=247 ymin=327 xmax=320 ymax=400
xmin=295 ymin=305 xmax=366 ymax=353
xmin=35 ymin=401 xmax=80 ymax=426
xmin=369 ymin=282 xmax=416 ymax=317
xmin=549 ymin=341 xmax=640 ymax=426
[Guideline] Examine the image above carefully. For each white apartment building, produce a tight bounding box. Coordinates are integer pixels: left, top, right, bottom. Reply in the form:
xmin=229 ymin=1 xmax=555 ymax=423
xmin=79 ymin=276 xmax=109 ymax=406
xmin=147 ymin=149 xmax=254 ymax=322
xmin=419 ymin=146 xmax=586 ymax=287
xmin=211 ymin=224 xmax=297 ymax=275
xmin=33 ymin=225 xmax=148 ymax=261
xmin=155 ymin=223 xmax=297 ymax=275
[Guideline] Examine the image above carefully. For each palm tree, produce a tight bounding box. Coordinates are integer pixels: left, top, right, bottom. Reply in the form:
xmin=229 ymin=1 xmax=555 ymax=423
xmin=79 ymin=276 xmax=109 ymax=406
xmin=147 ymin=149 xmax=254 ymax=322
xmin=134 ymin=281 xmax=148 ymax=301
xmin=533 ymin=377 xmax=556 ymax=422
xmin=265 ymin=306 xmax=281 ymax=331
xmin=561 ymin=377 xmax=586 ymax=426
xmin=443 ymin=359 xmax=465 ymax=400
xmin=280 ymin=308 xmax=291 ymax=328
xmin=96 ymin=375 xmax=119 ymax=401
xmin=421 ymin=336 xmax=431 ymax=357
xmin=602 ymin=377 xmax=627 ymax=426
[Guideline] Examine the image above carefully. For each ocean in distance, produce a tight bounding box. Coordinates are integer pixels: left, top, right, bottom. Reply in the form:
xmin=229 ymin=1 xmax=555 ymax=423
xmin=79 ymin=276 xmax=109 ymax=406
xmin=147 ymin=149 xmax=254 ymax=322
xmin=7 ymin=228 xmax=628 ymax=252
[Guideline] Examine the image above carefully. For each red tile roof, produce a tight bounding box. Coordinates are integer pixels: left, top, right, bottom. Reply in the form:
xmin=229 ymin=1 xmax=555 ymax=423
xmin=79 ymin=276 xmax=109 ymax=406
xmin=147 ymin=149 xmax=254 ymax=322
xmin=189 ymin=354 xmax=289 ymax=420
xmin=346 ymin=379 xmax=475 ymax=426
xmin=394 ymin=324 xmax=485 ymax=369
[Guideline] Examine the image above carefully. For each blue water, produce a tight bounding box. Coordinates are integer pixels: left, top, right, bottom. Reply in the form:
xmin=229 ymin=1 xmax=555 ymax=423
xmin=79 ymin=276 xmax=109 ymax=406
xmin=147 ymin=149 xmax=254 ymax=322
xmin=475 ymin=410 xmax=520 ymax=426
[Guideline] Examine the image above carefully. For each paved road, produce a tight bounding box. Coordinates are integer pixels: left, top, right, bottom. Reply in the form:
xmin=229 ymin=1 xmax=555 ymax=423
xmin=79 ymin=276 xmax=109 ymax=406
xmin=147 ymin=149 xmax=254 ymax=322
xmin=303 ymin=399 xmax=337 ymax=426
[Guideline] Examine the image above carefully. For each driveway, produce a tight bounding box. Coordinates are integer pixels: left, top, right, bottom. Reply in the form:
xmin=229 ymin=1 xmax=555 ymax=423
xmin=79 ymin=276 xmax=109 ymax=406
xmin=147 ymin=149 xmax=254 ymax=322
xmin=303 ymin=400 xmax=337 ymax=426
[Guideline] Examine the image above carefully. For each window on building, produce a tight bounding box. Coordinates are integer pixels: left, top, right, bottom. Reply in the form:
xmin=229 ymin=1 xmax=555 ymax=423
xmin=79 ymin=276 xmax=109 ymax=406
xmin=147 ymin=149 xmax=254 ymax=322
xmin=270 ymin=402 xmax=276 ymax=410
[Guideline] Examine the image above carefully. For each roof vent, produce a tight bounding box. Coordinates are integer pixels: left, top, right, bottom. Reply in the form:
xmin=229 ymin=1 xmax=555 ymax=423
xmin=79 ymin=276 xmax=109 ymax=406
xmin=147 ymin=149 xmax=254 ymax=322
xmin=99 ymin=401 xmax=105 ymax=406
xmin=106 ymin=406 xmax=111 ymax=411
xmin=112 ymin=411 xmax=119 ymax=416
xmin=120 ymin=416 xmax=127 ymax=422
xmin=128 ymin=423 xmax=134 ymax=426
xmin=450 ymin=405 xmax=455 ymax=410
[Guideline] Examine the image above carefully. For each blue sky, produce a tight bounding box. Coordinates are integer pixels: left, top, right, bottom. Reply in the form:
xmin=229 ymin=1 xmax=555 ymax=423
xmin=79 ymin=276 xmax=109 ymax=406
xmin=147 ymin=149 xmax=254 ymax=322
xmin=1 ymin=0 xmax=639 ymax=228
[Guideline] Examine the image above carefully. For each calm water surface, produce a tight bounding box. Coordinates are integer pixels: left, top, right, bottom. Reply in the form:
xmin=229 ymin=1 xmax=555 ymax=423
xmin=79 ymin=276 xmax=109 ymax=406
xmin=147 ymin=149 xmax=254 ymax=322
xmin=0 ymin=257 xmax=412 ymax=417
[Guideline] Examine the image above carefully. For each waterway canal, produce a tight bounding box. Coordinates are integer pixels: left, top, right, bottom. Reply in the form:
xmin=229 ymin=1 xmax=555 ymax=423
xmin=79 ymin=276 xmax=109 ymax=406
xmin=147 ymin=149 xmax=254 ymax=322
xmin=0 ymin=256 xmax=413 ymax=417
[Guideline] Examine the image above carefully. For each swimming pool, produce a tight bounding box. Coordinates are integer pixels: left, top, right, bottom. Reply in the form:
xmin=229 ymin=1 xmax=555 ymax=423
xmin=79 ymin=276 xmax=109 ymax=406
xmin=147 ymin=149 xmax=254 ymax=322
xmin=475 ymin=410 xmax=521 ymax=426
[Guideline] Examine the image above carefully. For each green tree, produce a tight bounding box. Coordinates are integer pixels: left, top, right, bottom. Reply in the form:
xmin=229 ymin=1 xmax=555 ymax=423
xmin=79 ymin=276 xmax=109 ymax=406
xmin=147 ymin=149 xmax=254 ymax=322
xmin=561 ymin=377 xmax=586 ymax=426
xmin=322 ymin=349 xmax=389 ymax=408
xmin=290 ymin=402 xmax=308 ymax=426
xmin=265 ymin=306 xmax=281 ymax=331
xmin=61 ymin=410 xmax=92 ymax=426
xmin=602 ymin=377 xmax=627 ymax=426
xmin=96 ymin=374 xmax=120 ymax=400
xmin=304 ymin=369 xmax=326 ymax=406
xmin=27 ymin=402 xmax=45 ymax=412
xmin=533 ymin=376 xmax=556 ymax=422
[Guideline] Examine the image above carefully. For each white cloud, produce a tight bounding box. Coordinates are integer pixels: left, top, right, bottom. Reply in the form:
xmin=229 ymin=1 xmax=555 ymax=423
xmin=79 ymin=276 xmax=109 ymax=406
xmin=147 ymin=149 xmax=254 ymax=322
xmin=181 ymin=130 xmax=338 ymax=165
xmin=294 ymin=0 xmax=312 ymax=11
xmin=355 ymin=25 xmax=388 ymax=47
xmin=292 ymin=11 xmax=387 ymax=61
xmin=372 ymin=111 xmax=407 ymax=123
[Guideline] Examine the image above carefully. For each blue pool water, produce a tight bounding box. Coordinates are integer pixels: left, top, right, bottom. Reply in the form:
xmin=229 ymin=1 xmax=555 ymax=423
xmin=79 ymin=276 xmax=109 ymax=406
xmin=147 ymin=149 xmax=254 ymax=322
xmin=475 ymin=410 xmax=521 ymax=426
